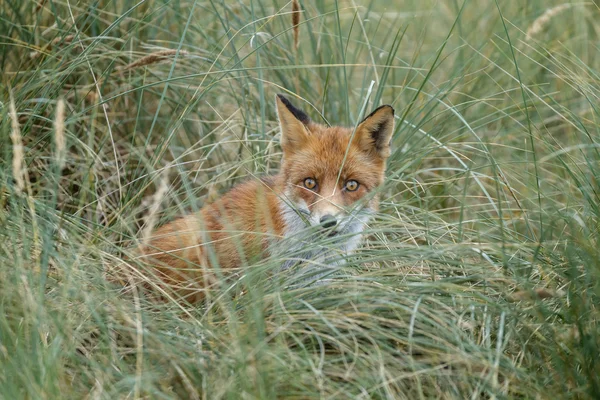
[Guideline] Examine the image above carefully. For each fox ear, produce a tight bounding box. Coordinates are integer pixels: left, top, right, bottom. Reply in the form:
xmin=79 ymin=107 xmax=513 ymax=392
xmin=354 ymin=105 xmax=395 ymax=158
xmin=276 ymin=94 xmax=311 ymax=153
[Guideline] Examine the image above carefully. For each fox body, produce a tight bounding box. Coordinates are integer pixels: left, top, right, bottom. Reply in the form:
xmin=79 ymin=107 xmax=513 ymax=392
xmin=140 ymin=95 xmax=394 ymax=301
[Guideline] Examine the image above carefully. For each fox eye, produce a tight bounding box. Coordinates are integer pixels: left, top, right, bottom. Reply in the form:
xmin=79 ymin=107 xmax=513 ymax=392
xmin=303 ymin=178 xmax=317 ymax=190
xmin=344 ymin=180 xmax=359 ymax=191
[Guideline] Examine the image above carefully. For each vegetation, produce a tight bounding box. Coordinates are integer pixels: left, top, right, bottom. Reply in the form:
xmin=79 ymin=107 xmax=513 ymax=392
xmin=1 ymin=0 xmax=599 ymax=398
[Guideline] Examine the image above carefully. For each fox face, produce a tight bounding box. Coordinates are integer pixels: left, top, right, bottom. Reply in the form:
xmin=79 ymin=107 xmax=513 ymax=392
xmin=275 ymin=95 xmax=395 ymax=257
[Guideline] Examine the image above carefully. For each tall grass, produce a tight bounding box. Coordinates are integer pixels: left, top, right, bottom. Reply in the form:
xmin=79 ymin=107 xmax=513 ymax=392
xmin=1 ymin=0 xmax=599 ymax=398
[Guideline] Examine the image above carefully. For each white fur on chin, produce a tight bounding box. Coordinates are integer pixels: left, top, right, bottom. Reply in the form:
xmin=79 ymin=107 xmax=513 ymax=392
xmin=274 ymin=193 xmax=374 ymax=287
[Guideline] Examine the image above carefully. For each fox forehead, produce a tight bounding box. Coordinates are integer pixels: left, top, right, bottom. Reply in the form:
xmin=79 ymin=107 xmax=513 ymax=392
xmin=282 ymin=124 xmax=385 ymax=187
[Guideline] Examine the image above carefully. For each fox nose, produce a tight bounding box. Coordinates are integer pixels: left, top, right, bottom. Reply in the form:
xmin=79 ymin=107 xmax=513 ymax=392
xmin=319 ymin=214 xmax=338 ymax=229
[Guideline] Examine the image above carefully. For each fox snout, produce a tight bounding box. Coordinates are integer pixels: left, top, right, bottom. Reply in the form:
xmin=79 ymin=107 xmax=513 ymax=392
xmin=319 ymin=214 xmax=338 ymax=229
xmin=312 ymin=202 xmax=343 ymax=230
xmin=318 ymin=214 xmax=343 ymax=238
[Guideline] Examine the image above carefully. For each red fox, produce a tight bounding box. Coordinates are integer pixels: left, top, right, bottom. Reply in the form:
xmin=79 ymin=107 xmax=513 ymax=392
xmin=139 ymin=94 xmax=394 ymax=302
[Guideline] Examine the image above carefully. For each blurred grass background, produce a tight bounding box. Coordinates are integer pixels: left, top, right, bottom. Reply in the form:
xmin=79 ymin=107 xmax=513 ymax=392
xmin=1 ymin=0 xmax=599 ymax=398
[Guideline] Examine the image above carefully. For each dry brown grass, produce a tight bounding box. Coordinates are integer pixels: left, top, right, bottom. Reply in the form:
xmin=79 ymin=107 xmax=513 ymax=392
xmin=292 ymin=0 xmax=301 ymax=51
xmin=118 ymin=49 xmax=190 ymax=71
xmin=526 ymin=3 xmax=577 ymax=38
xmin=54 ymin=99 xmax=66 ymax=169
xmin=9 ymin=94 xmax=24 ymax=194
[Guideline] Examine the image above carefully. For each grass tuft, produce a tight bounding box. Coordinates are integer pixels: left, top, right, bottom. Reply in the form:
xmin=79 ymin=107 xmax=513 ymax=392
xmin=1 ymin=0 xmax=600 ymax=398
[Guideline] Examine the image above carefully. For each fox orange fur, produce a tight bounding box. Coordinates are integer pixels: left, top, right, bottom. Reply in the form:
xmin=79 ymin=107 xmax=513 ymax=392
xmin=139 ymin=95 xmax=395 ymax=302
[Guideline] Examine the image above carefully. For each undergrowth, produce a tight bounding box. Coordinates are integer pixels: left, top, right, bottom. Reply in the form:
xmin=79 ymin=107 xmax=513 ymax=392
xmin=1 ymin=0 xmax=599 ymax=398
